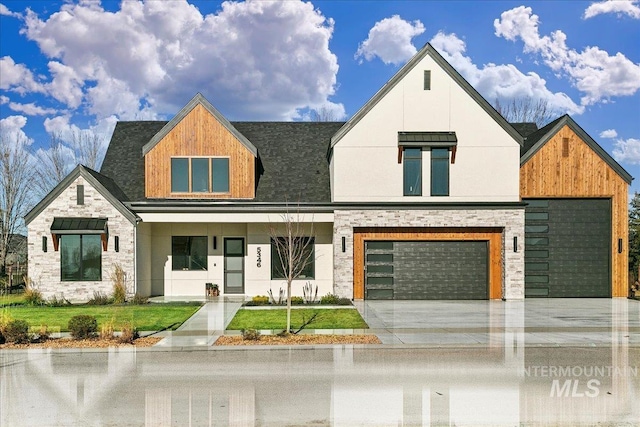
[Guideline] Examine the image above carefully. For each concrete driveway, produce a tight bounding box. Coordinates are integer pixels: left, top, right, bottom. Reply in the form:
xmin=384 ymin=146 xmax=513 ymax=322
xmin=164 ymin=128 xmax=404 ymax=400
xmin=354 ymin=298 xmax=640 ymax=346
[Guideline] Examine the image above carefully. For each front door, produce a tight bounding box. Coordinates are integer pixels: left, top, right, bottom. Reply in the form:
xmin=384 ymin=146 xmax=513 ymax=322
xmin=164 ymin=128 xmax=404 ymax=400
xmin=224 ymin=238 xmax=245 ymax=294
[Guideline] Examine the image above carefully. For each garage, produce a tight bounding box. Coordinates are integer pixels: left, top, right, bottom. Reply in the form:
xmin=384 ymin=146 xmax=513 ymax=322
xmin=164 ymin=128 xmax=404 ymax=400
xmin=524 ymin=198 xmax=611 ymax=298
xmin=364 ymin=240 xmax=489 ymax=300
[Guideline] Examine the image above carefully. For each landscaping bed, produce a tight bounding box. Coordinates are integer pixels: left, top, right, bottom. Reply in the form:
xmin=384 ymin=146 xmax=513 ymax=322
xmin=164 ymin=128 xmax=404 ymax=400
xmin=0 ymin=336 xmax=162 ymax=350
xmin=215 ymin=334 xmax=380 ymax=346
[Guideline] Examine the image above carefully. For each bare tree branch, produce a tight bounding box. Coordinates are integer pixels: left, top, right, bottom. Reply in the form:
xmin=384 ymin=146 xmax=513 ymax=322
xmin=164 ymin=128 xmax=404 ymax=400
xmin=0 ymin=130 xmax=34 ymax=276
xmin=268 ymin=202 xmax=315 ymax=335
xmin=494 ymin=97 xmax=555 ymax=128
xmin=310 ymin=106 xmax=337 ymax=122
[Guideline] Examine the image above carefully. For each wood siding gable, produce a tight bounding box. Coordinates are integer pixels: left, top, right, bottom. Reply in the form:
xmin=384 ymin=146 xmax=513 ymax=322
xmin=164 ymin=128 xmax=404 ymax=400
xmin=144 ymin=96 xmax=256 ymax=199
xmin=520 ymin=122 xmax=630 ymax=297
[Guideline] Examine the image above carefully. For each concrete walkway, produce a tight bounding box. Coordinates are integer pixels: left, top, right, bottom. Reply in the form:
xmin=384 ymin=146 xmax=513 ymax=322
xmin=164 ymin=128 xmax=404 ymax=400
xmin=152 ymin=297 xmax=640 ymax=348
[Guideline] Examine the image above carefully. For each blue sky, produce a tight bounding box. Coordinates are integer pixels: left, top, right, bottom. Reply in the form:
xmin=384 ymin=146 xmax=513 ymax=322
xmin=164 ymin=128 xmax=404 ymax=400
xmin=1 ymin=0 xmax=639 ymax=191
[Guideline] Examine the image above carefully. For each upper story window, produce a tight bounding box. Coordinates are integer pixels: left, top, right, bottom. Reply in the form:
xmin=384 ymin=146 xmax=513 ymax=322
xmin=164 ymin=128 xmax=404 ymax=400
xmin=431 ymin=148 xmax=450 ymax=196
xmin=403 ymin=148 xmax=422 ymax=196
xmin=171 ymin=157 xmax=230 ymax=194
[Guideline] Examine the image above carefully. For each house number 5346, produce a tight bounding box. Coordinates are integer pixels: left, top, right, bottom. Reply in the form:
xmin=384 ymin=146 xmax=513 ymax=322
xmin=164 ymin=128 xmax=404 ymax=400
xmin=256 ymin=247 xmax=262 ymax=268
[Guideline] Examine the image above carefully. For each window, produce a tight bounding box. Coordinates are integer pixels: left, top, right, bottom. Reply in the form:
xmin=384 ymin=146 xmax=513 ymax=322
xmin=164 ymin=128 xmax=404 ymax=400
xmin=171 ymin=157 xmax=230 ymax=193
xmin=61 ymin=235 xmax=102 ymax=281
xmin=172 ymin=236 xmax=208 ymax=270
xmin=424 ymin=70 xmax=431 ymax=90
xmin=77 ymin=185 xmax=84 ymax=205
xmin=430 ymin=148 xmax=449 ymax=196
xmin=271 ymin=237 xmax=315 ymax=279
xmin=403 ymin=148 xmax=422 ymax=196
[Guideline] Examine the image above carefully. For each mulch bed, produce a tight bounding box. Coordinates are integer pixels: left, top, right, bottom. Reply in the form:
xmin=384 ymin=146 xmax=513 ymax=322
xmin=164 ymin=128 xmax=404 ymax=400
xmin=214 ymin=334 xmax=381 ymax=346
xmin=0 ymin=337 xmax=162 ymax=349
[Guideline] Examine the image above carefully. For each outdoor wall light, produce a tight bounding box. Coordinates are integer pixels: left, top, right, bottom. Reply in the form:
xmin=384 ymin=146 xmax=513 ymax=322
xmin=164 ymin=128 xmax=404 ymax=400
xmin=618 ymin=238 xmax=623 ymax=254
xmin=513 ymin=236 xmax=518 ymax=253
xmin=342 ymin=236 xmax=346 ymax=253
xmin=115 ymin=236 xmax=120 ymax=253
xmin=213 ymin=236 xmax=217 ymax=250
xmin=42 ymin=236 xmax=47 ymax=253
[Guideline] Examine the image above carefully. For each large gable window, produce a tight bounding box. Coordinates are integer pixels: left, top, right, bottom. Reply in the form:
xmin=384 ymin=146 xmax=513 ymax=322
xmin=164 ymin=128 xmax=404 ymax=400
xmin=171 ymin=157 xmax=230 ymax=194
xmin=172 ymin=236 xmax=208 ymax=270
xmin=51 ymin=217 xmax=107 ymax=282
xmin=398 ymin=131 xmax=456 ymax=198
xmin=61 ymin=235 xmax=102 ymax=281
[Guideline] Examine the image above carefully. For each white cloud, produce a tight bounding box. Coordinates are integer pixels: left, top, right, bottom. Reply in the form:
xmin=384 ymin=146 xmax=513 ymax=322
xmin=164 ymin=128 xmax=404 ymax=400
xmin=19 ymin=0 xmax=343 ymax=121
xmin=0 ymin=3 xmax=22 ymax=18
xmin=0 ymin=115 xmax=32 ymax=145
xmin=494 ymin=6 xmax=640 ymax=106
xmin=8 ymin=101 xmax=57 ymax=116
xmin=430 ymin=32 xmax=584 ymax=116
xmin=0 ymin=56 xmax=45 ymax=94
xmin=613 ymin=138 xmax=640 ymax=164
xmin=0 ymin=95 xmax=8 ymax=104
xmin=599 ymin=129 xmax=618 ymax=138
xmin=584 ymin=0 xmax=640 ymax=19
xmin=355 ymin=15 xmax=425 ymax=65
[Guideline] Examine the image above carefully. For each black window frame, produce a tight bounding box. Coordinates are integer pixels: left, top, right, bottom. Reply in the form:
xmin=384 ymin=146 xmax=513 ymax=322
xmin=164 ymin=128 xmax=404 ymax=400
xmin=430 ymin=147 xmax=450 ymax=196
xmin=60 ymin=234 xmax=102 ymax=282
xmin=403 ymin=148 xmax=422 ymax=196
xmin=172 ymin=236 xmax=208 ymax=271
xmin=270 ymin=237 xmax=315 ymax=280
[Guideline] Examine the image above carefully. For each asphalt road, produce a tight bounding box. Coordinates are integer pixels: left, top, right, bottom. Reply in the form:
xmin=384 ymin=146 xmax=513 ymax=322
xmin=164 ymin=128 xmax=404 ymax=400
xmin=1 ymin=345 xmax=639 ymax=426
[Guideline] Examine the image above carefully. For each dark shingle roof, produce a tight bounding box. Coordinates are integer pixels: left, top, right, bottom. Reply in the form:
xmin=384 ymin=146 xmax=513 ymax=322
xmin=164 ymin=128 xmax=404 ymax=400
xmin=100 ymin=121 xmax=345 ymax=203
xmin=520 ymin=116 xmax=564 ymax=157
xmin=510 ymin=122 xmax=538 ymax=139
xmin=100 ymin=121 xmax=167 ymax=201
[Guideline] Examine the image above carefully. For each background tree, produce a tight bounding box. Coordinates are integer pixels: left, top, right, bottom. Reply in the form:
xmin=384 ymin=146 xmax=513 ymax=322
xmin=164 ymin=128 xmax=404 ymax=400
xmin=32 ymin=131 xmax=105 ymax=199
xmin=310 ymin=105 xmax=338 ymax=122
xmin=268 ymin=207 xmax=315 ymax=335
xmin=494 ymin=97 xmax=555 ymax=128
xmin=629 ymin=193 xmax=640 ymax=285
xmin=0 ymin=131 xmax=33 ymax=277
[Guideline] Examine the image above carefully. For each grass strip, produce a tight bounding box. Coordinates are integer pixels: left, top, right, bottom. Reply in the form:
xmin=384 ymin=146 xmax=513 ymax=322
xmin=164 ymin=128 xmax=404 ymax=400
xmin=226 ymin=308 xmax=368 ymax=330
xmin=3 ymin=303 xmax=201 ymax=331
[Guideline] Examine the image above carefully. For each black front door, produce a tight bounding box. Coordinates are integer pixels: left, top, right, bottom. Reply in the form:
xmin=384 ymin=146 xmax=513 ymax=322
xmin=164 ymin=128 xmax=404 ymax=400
xmin=224 ymin=238 xmax=244 ymax=294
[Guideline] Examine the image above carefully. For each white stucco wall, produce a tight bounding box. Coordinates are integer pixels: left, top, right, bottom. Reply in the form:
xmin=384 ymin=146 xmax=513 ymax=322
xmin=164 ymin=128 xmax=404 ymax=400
xmin=27 ymin=176 xmax=135 ymax=301
xmin=146 ymin=221 xmax=334 ymax=298
xmin=136 ymin=222 xmax=152 ymax=297
xmin=331 ymin=53 xmax=520 ymax=202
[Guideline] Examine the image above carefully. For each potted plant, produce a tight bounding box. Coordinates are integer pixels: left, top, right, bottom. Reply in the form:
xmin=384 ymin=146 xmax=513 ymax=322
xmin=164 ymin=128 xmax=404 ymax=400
xmin=206 ymin=283 xmax=219 ymax=297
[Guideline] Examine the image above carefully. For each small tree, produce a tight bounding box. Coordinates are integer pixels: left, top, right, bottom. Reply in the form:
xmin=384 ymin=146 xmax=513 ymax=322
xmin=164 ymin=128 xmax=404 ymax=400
xmin=268 ymin=206 xmax=315 ymax=335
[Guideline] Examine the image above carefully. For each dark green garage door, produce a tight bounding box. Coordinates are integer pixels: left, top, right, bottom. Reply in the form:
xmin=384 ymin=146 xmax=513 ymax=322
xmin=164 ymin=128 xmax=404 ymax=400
xmin=365 ymin=241 xmax=488 ymax=300
xmin=524 ymin=198 xmax=611 ymax=297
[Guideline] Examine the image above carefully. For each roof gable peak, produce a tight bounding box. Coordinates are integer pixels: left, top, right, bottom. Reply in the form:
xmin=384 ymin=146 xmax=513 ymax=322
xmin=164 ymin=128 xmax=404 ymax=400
xmin=141 ymin=93 xmax=258 ymax=157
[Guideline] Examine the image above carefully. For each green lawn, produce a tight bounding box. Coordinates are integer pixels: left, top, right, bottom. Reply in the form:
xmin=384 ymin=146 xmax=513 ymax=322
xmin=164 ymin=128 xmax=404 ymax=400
xmin=0 ymin=294 xmax=26 ymax=307
xmin=226 ymin=308 xmax=368 ymax=330
xmin=2 ymin=303 xmax=201 ymax=331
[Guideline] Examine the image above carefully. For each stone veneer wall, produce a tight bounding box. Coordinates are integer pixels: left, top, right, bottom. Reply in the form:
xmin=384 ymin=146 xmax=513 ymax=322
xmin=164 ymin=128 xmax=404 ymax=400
xmin=333 ymin=209 xmax=525 ymax=300
xmin=27 ymin=176 xmax=135 ymax=301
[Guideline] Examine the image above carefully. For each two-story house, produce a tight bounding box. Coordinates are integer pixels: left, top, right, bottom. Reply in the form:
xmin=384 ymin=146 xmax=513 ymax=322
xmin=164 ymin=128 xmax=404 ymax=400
xmin=25 ymin=43 xmax=632 ymax=301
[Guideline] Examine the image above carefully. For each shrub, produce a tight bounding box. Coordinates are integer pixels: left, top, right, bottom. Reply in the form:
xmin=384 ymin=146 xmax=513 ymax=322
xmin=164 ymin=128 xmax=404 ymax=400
xmin=24 ymin=287 xmax=44 ymax=306
xmin=320 ymin=293 xmax=340 ymax=305
xmin=35 ymin=324 xmax=50 ymax=341
xmin=48 ymin=294 xmax=71 ymax=307
xmin=111 ymin=264 xmax=127 ymax=304
xmin=87 ymin=291 xmax=111 ymax=305
xmin=68 ymin=315 xmax=98 ymax=340
xmin=131 ymin=293 xmax=149 ymax=305
xmin=303 ymin=281 xmax=318 ymax=304
xmin=241 ymin=328 xmax=261 ymax=341
xmin=118 ymin=321 xmax=139 ymax=344
xmin=4 ymin=319 xmax=30 ymax=344
xmin=0 ymin=309 xmax=13 ymax=343
xmin=290 ymin=296 xmax=304 ymax=305
xmin=245 ymin=295 xmax=269 ymax=306
xmin=335 ymin=297 xmax=352 ymax=306
xmin=100 ymin=317 xmax=116 ymax=340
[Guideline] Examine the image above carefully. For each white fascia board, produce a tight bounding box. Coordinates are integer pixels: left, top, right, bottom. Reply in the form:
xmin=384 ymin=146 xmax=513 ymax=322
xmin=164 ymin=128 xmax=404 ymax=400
xmin=137 ymin=212 xmax=335 ymax=223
